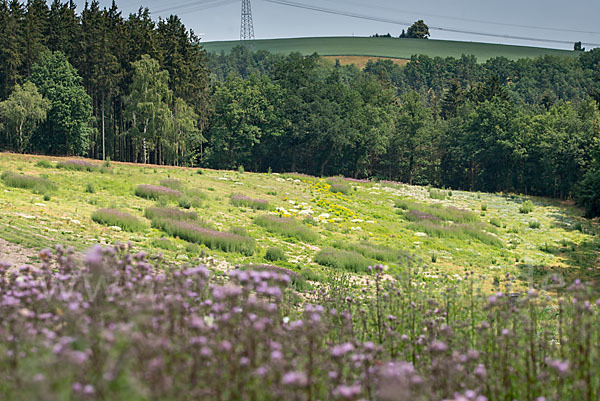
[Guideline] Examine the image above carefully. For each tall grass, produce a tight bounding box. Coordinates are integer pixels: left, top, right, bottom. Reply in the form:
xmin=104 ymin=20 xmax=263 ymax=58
xmin=153 ymin=218 xmax=255 ymax=255
xmin=265 ymin=246 xmax=286 ymax=262
xmin=135 ymin=184 xmax=182 ymax=201
xmin=34 ymin=160 xmax=53 ymax=168
xmin=395 ymin=198 xmax=478 ymax=223
xmin=313 ymin=247 xmax=375 ymax=273
xmin=56 ymin=159 xmax=103 ymax=172
xmin=230 ymin=193 xmax=270 ymax=210
xmin=144 ymin=207 xmax=197 ymax=221
xmin=428 ymin=188 xmax=448 ymax=199
xmin=332 ymin=240 xmax=406 ymax=263
xmin=254 ymin=215 xmax=319 ymax=243
xmin=151 ymin=237 xmax=178 ymax=251
xmin=520 ymin=200 xmax=534 ymax=214
xmin=91 ymin=208 xmax=146 ymax=231
xmin=159 ymin=179 xmax=184 ymax=190
xmin=1 ymin=171 xmax=55 ymax=194
xmin=326 ymin=177 xmax=351 ymax=194
xmin=179 ymin=189 xmax=208 ymax=209
xmin=408 ymin=221 xmax=502 ymax=247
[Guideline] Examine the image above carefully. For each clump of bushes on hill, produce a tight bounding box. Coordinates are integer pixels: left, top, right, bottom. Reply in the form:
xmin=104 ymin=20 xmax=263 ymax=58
xmin=428 ymin=188 xmax=448 ymax=200
xmin=332 ymin=240 xmax=406 ymax=263
xmin=34 ymin=160 xmax=53 ymax=168
xmin=1 ymin=171 xmax=55 ymax=194
xmin=265 ymin=246 xmax=286 ymax=262
xmin=395 ymin=198 xmax=478 ymax=223
xmin=150 ymin=237 xmax=178 ymax=251
xmin=135 ymin=184 xmax=182 ymax=201
xmin=144 ymin=206 xmax=197 ymax=221
xmin=408 ymin=221 xmax=502 ymax=247
xmin=254 ymin=215 xmax=319 ymax=243
xmin=159 ymin=178 xmax=184 ymax=190
xmin=231 ymin=193 xmax=270 ymax=210
xmin=326 ymin=177 xmax=351 ymax=194
xmin=313 ymin=247 xmax=375 ymax=273
xmin=520 ymin=200 xmax=534 ymax=214
xmin=56 ymin=159 xmax=104 ymax=172
xmin=179 ymin=189 xmax=208 ymax=209
xmin=91 ymin=208 xmax=146 ymax=231
xmin=153 ymin=218 xmax=255 ymax=255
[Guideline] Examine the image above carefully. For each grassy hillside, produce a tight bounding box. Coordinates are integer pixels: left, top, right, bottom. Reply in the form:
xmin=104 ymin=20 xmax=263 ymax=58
xmin=0 ymin=153 xmax=598 ymax=290
xmin=203 ymin=36 xmax=577 ymax=62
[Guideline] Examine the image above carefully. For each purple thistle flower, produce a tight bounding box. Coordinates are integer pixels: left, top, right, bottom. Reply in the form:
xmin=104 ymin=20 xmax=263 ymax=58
xmin=281 ymin=371 xmax=308 ymax=387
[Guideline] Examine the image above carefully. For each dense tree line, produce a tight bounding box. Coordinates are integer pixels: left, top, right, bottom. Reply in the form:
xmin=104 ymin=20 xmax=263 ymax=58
xmin=0 ymin=0 xmax=208 ymax=164
xmin=1 ymin=1 xmax=600 ymax=215
xmin=207 ymin=46 xmax=600 ymax=215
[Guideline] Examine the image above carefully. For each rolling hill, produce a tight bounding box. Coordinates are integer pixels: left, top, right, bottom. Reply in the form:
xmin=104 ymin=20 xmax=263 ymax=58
xmin=0 ymin=153 xmax=597 ymax=289
xmin=202 ymin=36 xmax=577 ymax=63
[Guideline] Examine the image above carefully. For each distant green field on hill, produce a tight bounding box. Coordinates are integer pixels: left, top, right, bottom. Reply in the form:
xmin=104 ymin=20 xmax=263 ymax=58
xmin=203 ymin=36 xmax=577 ymax=62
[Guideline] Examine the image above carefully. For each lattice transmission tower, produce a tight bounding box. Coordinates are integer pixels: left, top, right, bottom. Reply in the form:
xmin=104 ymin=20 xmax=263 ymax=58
xmin=240 ymin=0 xmax=255 ymax=40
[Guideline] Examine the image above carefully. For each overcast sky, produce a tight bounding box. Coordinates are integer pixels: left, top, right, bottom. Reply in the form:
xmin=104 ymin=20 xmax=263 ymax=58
xmin=75 ymin=0 xmax=600 ymax=50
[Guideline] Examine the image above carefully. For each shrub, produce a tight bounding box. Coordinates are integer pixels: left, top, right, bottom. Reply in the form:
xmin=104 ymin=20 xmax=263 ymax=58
xmin=159 ymin=178 xmax=184 ymax=190
xmin=35 ymin=160 xmax=53 ymax=168
xmin=230 ymin=193 xmax=270 ymax=210
xmin=300 ymin=267 xmax=324 ymax=282
xmin=179 ymin=189 xmax=208 ymax=209
xmin=254 ymin=215 xmax=319 ymax=243
xmin=326 ymin=177 xmax=351 ymax=194
xmin=408 ymin=221 xmax=502 ymax=247
xmin=332 ymin=240 xmax=406 ymax=263
xmin=135 ymin=184 xmax=182 ymax=201
xmin=178 ymin=197 xmax=193 ymax=209
xmin=56 ymin=159 xmax=101 ymax=172
xmin=153 ymin=218 xmax=255 ymax=255
xmin=481 ymin=203 xmax=488 ymax=211
xmin=144 ymin=207 xmax=197 ymax=222
xmin=519 ymin=200 xmax=534 ymax=214
xmin=151 ymin=238 xmax=178 ymax=251
xmin=1 ymin=171 xmax=55 ymax=194
xmin=265 ymin=246 xmax=286 ymax=262
xmin=91 ymin=208 xmax=146 ymax=231
xmin=313 ymin=247 xmax=374 ymax=273
xmin=429 ymin=188 xmax=447 ymax=200
xmin=529 ymin=220 xmax=541 ymax=229
xmin=489 ymin=218 xmax=502 ymax=228
xmin=85 ymin=183 xmax=95 ymax=193
xmin=395 ymin=199 xmax=478 ymax=223
xmin=229 ymin=226 xmax=249 ymax=236
xmin=186 ymin=188 xmax=208 ymax=200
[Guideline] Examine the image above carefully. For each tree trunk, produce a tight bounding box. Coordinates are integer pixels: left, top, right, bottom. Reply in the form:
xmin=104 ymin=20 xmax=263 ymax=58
xmin=101 ymin=98 xmax=106 ymax=160
xmin=320 ymin=148 xmax=333 ymax=177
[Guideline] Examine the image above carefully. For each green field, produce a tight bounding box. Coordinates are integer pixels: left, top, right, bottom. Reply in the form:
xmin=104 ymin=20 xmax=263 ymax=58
xmin=203 ymin=36 xmax=577 ymax=62
xmin=1 ymin=153 xmax=598 ymax=290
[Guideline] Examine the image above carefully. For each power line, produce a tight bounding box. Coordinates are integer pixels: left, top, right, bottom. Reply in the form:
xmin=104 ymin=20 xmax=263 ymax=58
xmin=153 ymin=0 xmax=237 ymax=15
xmin=261 ymin=0 xmax=600 ymax=47
xmin=321 ymin=0 xmax=600 ymax=36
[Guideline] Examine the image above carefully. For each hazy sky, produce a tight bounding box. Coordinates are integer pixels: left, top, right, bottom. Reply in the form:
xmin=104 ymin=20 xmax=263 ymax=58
xmin=75 ymin=0 xmax=600 ymax=49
